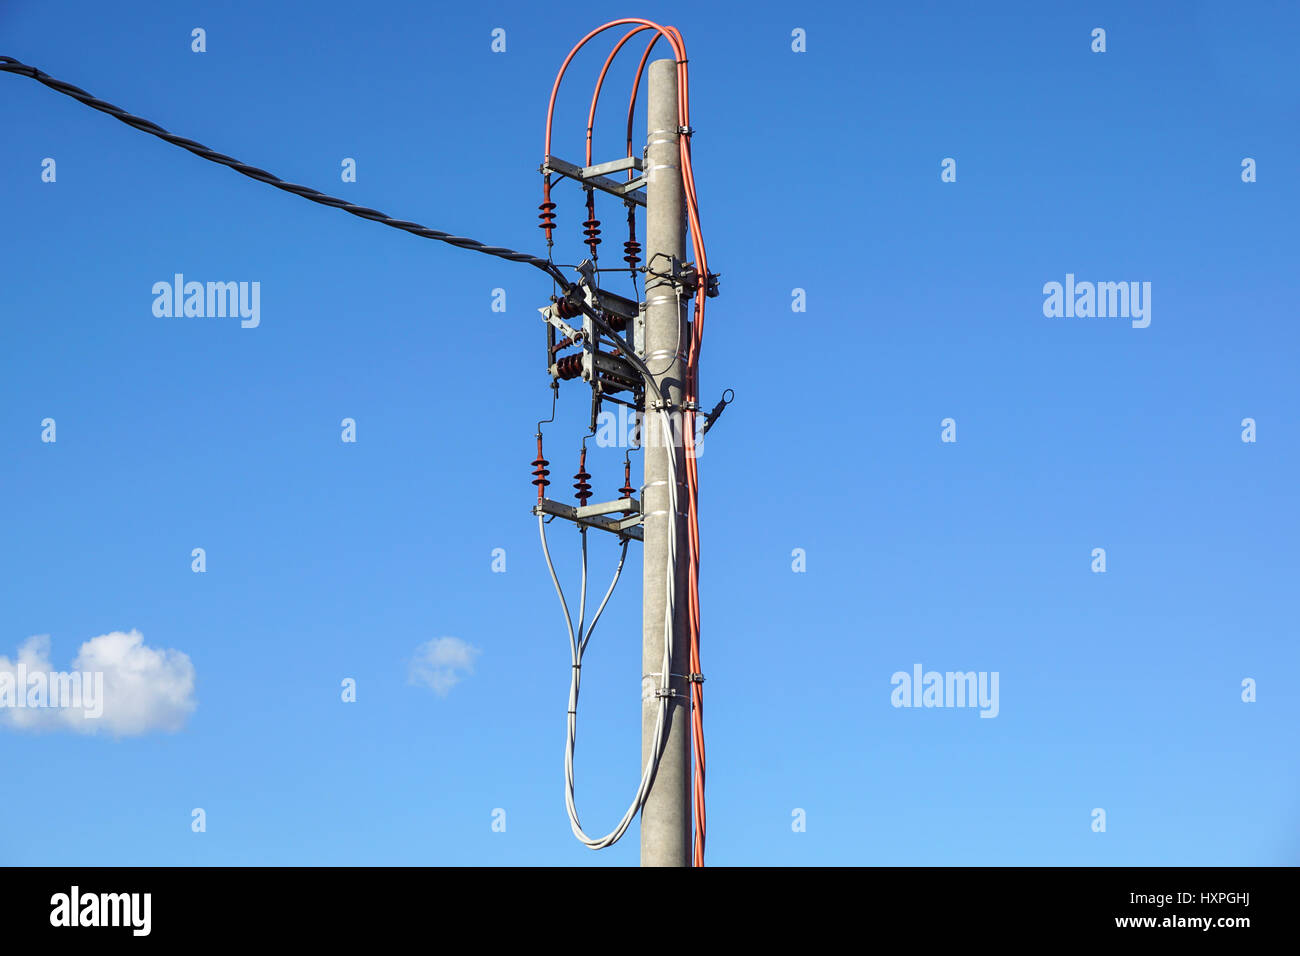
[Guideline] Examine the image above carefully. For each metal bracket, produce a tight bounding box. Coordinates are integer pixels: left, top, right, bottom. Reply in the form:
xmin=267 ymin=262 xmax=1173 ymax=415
xmin=542 ymin=155 xmax=647 ymax=207
xmin=674 ymin=261 xmax=721 ymax=299
xmin=534 ymin=497 xmax=643 ymax=541
xmin=583 ymin=156 xmax=644 ymax=179
xmin=539 ymin=305 xmax=581 ymax=343
xmin=646 ymin=398 xmax=690 ymax=413
xmin=582 ymin=350 xmax=641 ymax=391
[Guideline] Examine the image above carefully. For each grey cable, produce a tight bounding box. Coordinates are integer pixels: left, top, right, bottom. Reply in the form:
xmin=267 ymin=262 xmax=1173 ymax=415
xmin=538 ymin=401 xmax=679 ymax=850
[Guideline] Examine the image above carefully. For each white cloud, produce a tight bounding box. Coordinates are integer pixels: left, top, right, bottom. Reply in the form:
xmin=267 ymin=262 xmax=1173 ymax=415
xmin=409 ymin=637 xmax=480 ymax=697
xmin=0 ymin=630 xmax=196 ymax=736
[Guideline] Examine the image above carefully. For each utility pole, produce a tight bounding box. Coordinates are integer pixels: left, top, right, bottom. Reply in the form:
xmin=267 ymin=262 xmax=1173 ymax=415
xmin=639 ymin=57 xmax=691 ymax=868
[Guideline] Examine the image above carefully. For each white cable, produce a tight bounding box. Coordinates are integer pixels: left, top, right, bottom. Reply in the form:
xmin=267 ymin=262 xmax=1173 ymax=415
xmin=538 ymin=405 xmax=679 ymax=850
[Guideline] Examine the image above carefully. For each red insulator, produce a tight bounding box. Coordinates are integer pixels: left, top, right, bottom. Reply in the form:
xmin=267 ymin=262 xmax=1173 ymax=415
xmin=555 ymin=298 xmax=581 ymax=319
xmin=555 ymin=354 xmax=583 ymax=380
xmin=618 ymin=459 xmax=636 ymax=514
xmin=539 ymin=180 xmax=556 ymax=242
xmin=619 ymin=460 xmax=635 ymax=500
xmin=538 ymin=201 xmax=556 ymax=238
xmin=624 ymin=206 xmax=640 ymax=270
xmin=573 ymin=448 xmax=592 ymax=505
xmin=531 ymin=435 xmax=550 ymax=502
xmin=583 ymin=192 xmax=601 ymax=255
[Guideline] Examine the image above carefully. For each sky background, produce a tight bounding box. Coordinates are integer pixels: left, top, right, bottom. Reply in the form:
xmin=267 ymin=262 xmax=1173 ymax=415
xmin=2 ymin=0 xmax=1297 ymax=866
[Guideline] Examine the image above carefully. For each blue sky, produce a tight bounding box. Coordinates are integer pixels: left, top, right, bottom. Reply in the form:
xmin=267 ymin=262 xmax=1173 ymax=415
xmin=2 ymin=0 xmax=1297 ymax=866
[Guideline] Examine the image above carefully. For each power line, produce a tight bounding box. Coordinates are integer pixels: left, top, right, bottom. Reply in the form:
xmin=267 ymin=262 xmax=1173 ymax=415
xmin=0 ymin=55 xmax=551 ymax=271
xmin=0 ymin=54 xmax=654 ymax=404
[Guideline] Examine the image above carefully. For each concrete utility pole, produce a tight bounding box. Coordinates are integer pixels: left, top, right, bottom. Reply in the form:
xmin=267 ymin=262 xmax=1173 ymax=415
xmin=639 ymin=57 xmax=691 ymax=868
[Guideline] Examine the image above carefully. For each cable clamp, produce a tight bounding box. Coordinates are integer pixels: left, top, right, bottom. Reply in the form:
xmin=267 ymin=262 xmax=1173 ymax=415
xmin=678 ymin=125 xmax=695 ymax=136
xmin=647 ymin=398 xmax=685 ymax=412
xmin=673 ymin=263 xmax=720 ymax=299
xmin=686 ymin=673 xmax=706 ymax=684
